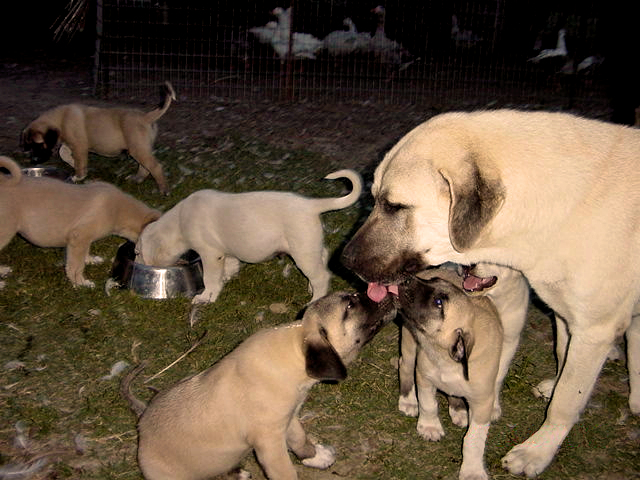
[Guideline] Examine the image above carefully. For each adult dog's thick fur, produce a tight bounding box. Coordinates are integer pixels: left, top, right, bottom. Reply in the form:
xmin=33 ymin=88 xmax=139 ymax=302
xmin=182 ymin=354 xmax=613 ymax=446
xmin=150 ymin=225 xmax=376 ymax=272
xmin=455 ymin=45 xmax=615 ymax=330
xmin=136 ymin=169 xmax=363 ymax=304
xmin=0 ymin=156 xmax=160 ymax=287
xmin=21 ymin=82 xmax=175 ymax=194
xmin=342 ymin=109 xmax=640 ymax=477
xmin=397 ymin=270 xmax=503 ymax=480
xmin=121 ymin=292 xmax=397 ymax=480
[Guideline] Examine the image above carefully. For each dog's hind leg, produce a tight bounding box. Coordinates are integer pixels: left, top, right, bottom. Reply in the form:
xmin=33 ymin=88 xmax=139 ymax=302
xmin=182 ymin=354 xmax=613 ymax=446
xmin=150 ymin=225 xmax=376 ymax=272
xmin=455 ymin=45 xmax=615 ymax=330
xmin=398 ymin=325 xmax=419 ymax=417
xmin=128 ymin=144 xmax=168 ymax=195
xmin=290 ymin=246 xmax=331 ymax=302
xmin=626 ymin=313 xmax=640 ymax=414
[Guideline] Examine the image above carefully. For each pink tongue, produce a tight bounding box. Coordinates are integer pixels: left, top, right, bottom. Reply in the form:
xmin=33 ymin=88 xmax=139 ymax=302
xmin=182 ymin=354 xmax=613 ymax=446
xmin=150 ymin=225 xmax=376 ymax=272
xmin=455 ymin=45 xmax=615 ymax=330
xmin=367 ymin=283 xmax=399 ymax=303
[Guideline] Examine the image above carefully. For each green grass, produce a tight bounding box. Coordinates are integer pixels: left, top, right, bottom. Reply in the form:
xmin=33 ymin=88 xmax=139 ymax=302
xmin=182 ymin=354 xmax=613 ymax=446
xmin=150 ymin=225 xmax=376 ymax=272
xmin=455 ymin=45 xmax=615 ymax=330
xmin=1 ymin=134 xmax=638 ymax=479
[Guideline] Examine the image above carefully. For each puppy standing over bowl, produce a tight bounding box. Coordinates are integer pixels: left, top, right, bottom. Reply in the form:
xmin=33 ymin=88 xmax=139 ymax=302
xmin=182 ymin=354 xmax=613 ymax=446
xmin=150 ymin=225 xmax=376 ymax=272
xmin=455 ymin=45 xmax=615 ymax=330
xmin=135 ymin=169 xmax=363 ymax=304
xmin=0 ymin=156 xmax=161 ymax=287
xmin=121 ymin=291 xmax=397 ymax=480
xmin=21 ymin=82 xmax=175 ymax=194
xmin=396 ymin=270 xmax=503 ymax=480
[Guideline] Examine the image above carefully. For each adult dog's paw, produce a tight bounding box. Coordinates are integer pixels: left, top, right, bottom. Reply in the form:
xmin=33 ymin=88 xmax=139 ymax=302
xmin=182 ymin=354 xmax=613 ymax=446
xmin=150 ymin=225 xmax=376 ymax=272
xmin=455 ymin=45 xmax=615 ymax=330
xmin=417 ymin=418 xmax=445 ymax=441
xmin=398 ymin=393 xmax=419 ymax=417
xmin=532 ymin=378 xmax=555 ymax=399
xmin=448 ymin=405 xmax=468 ymax=428
xmin=302 ymin=444 xmax=336 ymax=469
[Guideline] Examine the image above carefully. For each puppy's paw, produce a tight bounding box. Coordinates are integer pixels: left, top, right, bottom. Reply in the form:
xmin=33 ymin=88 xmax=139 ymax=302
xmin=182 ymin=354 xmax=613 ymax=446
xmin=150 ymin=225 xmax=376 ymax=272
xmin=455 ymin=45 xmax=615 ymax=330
xmin=74 ymin=278 xmax=95 ymax=288
xmin=192 ymin=291 xmax=216 ymax=304
xmin=448 ymin=405 xmax=468 ymax=428
xmin=398 ymin=393 xmax=419 ymax=417
xmin=0 ymin=265 xmax=12 ymax=277
xmin=302 ymin=444 xmax=336 ymax=470
xmin=71 ymin=174 xmax=86 ymax=183
xmin=85 ymin=255 xmax=104 ymax=265
xmin=532 ymin=378 xmax=556 ymax=399
xmin=459 ymin=466 xmax=489 ymax=480
xmin=417 ymin=418 xmax=445 ymax=441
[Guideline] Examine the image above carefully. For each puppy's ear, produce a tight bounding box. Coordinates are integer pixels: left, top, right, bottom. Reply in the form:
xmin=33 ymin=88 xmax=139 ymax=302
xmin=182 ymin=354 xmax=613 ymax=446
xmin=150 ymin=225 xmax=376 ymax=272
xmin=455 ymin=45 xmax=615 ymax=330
xmin=305 ymin=326 xmax=347 ymax=382
xmin=450 ymin=328 xmax=474 ymax=381
xmin=439 ymin=156 xmax=504 ymax=252
xmin=43 ymin=129 xmax=59 ymax=149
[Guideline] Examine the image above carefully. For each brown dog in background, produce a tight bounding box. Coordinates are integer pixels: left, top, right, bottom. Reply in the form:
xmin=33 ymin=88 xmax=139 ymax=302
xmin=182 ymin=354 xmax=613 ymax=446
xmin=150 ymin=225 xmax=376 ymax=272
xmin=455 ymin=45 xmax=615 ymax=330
xmin=0 ymin=156 xmax=160 ymax=287
xmin=21 ymin=82 xmax=175 ymax=194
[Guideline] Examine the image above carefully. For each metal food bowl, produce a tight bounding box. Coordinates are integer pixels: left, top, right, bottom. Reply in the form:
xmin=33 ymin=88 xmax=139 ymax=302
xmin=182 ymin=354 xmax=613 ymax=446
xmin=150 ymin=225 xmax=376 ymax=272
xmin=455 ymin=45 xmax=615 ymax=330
xmin=21 ymin=166 xmax=71 ymax=182
xmin=111 ymin=241 xmax=204 ymax=299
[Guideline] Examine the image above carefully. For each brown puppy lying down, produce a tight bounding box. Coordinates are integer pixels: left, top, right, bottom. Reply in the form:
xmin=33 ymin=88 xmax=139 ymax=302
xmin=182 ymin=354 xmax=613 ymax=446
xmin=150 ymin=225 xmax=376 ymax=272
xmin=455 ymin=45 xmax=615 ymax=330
xmin=121 ymin=292 xmax=397 ymax=480
xmin=0 ymin=156 xmax=160 ymax=287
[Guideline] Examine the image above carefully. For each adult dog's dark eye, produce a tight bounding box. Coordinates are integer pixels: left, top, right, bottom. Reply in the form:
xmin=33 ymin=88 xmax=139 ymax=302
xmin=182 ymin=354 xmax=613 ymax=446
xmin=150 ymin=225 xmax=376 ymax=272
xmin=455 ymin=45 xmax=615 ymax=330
xmin=381 ymin=199 xmax=407 ymax=215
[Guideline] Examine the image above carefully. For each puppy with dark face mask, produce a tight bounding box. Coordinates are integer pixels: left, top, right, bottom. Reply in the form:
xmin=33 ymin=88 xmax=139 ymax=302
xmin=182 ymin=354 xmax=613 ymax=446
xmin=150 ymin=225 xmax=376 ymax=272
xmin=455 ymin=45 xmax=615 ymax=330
xmin=21 ymin=82 xmax=175 ymax=194
xmin=121 ymin=291 xmax=397 ymax=480
xmin=397 ymin=269 xmax=503 ymax=480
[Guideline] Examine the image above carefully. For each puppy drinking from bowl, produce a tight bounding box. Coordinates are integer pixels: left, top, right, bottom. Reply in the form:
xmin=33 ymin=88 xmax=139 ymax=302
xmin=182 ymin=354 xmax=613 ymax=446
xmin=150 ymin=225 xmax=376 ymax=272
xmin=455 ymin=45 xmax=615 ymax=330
xmin=396 ymin=268 xmax=503 ymax=480
xmin=135 ymin=169 xmax=363 ymax=304
xmin=0 ymin=156 xmax=161 ymax=287
xmin=21 ymin=82 xmax=175 ymax=194
xmin=121 ymin=291 xmax=397 ymax=480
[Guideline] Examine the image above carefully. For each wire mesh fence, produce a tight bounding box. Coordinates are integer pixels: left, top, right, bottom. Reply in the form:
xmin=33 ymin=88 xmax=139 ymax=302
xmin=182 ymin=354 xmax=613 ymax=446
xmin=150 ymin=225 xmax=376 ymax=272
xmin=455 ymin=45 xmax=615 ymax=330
xmin=94 ymin=1 xmax=610 ymax=109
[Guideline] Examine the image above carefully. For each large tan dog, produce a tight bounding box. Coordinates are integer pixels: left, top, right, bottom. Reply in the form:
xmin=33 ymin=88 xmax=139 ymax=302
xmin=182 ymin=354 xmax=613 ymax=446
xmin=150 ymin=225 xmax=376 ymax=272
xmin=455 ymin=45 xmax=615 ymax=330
xmin=342 ymin=109 xmax=640 ymax=477
xmin=397 ymin=269 xmax=503 ymax=480
xmin=0 ymin=156 xmax=160 ymax=287
xmin=21 ymin=82 xmax=175 ymax=194
xmin=136 ymin=169 xmax=362 ymax=304
xmin=121 ymin=291 xmax=397 ymax=480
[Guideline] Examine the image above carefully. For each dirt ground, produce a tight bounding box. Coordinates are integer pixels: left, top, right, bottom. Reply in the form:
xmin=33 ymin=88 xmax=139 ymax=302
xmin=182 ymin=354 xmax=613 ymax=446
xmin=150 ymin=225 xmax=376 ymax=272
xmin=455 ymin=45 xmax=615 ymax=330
xmin=0 ymin=55 xmax=441 ymax=173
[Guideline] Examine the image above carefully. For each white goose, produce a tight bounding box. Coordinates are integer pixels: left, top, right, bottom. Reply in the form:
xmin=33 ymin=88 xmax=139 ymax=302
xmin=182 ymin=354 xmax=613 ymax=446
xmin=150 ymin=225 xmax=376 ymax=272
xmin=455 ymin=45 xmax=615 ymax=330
xmin=370 ymin=5 xmax=414 ymax=70
xmin=270 ymin=7 xmax=323 ymax=60
xmin=323 ymin=18 xmax=371 ymax=56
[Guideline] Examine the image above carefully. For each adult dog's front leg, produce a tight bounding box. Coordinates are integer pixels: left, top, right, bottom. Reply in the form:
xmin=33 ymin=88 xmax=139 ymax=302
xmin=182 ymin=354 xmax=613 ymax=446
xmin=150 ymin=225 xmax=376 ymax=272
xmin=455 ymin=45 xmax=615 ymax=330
xmin=502 ymin=327 xmax=615 ymax=477
xmin=627 ymin=315 xmax=640 ymax=414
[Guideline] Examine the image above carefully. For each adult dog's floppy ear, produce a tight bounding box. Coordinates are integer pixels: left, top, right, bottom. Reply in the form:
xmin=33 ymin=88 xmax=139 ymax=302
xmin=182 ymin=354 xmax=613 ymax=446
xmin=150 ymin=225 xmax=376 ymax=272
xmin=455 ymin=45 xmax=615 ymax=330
xmin=305 ymin=326 xmax=347 ymax=382
xmin=439 ymin=156 xmax=504 ymax=252
xmin=450 ymin=328 xmax=474 ymax=381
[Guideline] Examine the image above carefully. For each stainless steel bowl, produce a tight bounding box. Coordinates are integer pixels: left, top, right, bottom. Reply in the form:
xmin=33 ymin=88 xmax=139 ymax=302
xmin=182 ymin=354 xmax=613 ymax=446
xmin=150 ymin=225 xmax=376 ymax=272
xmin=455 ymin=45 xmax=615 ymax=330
xmin=22 ymin=166 xmax=71 ymax=181
xmin=111 ymin=241 xmax=204 ymax=299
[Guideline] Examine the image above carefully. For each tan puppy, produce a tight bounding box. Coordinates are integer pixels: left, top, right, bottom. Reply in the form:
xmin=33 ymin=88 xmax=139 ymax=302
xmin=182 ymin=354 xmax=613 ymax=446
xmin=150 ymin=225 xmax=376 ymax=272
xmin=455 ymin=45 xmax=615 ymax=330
xmin=121 ymin=291 xmax=397 ymax=480
xmin=0 ymin=156 xmax=160 ymax=287
xmin=342 ymin=109 xmax=640 ymax=477
xmin=396 ymin=269 xmax=503 ymax=480
xmin=21 ymin=82 xmax=175 ymax=194
xmin=136 ymin=169 xmax=363 ymax=304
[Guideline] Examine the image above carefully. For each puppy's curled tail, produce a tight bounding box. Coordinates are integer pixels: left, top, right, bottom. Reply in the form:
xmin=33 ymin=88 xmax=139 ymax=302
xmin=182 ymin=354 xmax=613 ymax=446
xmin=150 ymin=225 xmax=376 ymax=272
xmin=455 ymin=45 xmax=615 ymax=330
xmin=120 ymin=361 xmax=149 ymax=418
xmin=146 ymin=81 xmax=176 ymax=123
xmin=0 ymin=156 xmax=23 ymax=186
xmin=317 ymin=169 xmax=363 ymax=212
